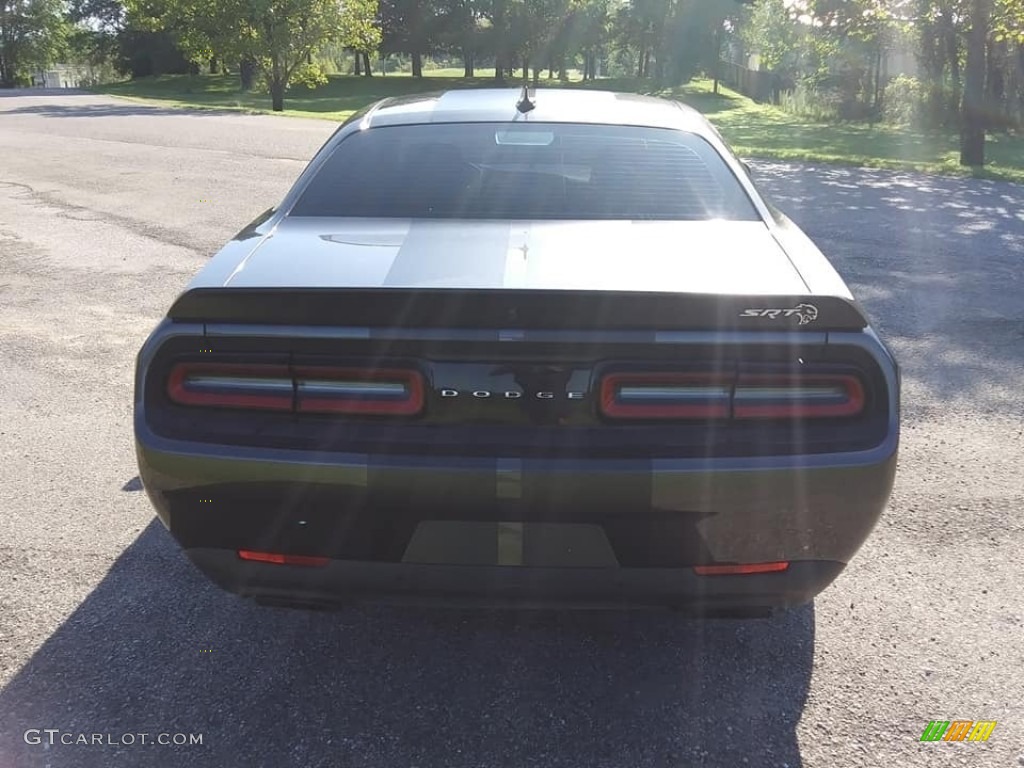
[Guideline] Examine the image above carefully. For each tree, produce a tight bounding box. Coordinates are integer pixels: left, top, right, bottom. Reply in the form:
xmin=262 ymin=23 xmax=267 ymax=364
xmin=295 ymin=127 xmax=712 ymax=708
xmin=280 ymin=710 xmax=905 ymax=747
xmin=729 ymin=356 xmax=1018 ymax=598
xmin=960 ymin=0 xmax=992 ymax=164
xmin=484 ymin=0 xmax=514 ymax=80
xmin=661 ymin=0 xmax=737 ymax=85
xmin=379 ymin=0 xmax=435 ymax=76
xmin=568 ymin=0 xmax=609 ymax=80
xmin=739 ymin=0 xmax=801 ymax=71
xmin=433 ymin=0 xmax=483 ymax=76
xmin=341 ymin=0 xmax=382 ymax=76
xmin=0 ymin=0 xmax=68 ymax=86
xmin=229 ymin=0 xmax=356 ymax=109
xmin=128 ymin=0 xmax=378 ymax=110
xmin=508 ymin=0 xmax=568 ymax=83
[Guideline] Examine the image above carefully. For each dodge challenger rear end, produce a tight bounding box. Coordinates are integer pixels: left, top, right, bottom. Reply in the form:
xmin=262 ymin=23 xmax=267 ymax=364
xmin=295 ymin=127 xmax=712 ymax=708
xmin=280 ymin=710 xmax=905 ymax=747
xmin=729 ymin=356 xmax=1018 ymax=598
xmin=134 ymin=89 xmax=899 ymax=615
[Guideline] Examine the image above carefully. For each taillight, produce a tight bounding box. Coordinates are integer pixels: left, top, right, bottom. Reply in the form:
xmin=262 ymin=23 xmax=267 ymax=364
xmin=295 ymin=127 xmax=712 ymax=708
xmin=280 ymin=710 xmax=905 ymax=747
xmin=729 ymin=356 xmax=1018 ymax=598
xmin=166 ymin=362 xmax=424 ymax=417
xmin=238 ymin=550 xmax=329 ymax=567
xmin=598 ymin=368 xmax=866 ymax=421
xmin=694 ymin=561 xmax=790 ymax=576
xmin=167 ymin=363 xmax=293 ymax=411
xmin=733 ymin=373 xmax=864 ymax=419
xmin=294 ymin=367 xmax=424 ymax=416
xmin=599 ymin=372 xmax=732 ymax=420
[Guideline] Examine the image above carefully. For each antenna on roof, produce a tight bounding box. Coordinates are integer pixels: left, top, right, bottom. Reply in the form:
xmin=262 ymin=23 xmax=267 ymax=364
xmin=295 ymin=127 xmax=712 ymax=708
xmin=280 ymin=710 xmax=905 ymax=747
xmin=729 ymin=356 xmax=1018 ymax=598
xmin=515 ymin=84 xmax=535 ymax=114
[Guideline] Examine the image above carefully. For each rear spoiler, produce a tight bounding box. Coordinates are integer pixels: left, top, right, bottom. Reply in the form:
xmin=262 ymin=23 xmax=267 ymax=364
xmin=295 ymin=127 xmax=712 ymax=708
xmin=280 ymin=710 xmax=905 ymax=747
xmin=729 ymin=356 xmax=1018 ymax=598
xmin=168 ymin=288 xmax=868 ymax=332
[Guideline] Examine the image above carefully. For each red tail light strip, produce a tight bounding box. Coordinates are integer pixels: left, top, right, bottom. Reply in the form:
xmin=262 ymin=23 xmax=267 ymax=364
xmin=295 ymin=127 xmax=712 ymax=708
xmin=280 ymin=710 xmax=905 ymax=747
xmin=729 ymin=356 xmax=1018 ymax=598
xmin=238 ymin=550 xmax=329 ymax=567
xmin=600 ymin=372 xmax=733 ymax=420
xmin=694 ymin=561 xmax=790 ymax=576
xmin=166 ymin=363 xmax=293 ymax=411
xmin=167 ymin=362 xmax=424 ymax=417
xmin=599 ymin=370 xmax=866 ymax=421
xmin=733 ymin=374 xmax=864 ymax=419
xmin=294 ymin=367 xmax=424 ymax=416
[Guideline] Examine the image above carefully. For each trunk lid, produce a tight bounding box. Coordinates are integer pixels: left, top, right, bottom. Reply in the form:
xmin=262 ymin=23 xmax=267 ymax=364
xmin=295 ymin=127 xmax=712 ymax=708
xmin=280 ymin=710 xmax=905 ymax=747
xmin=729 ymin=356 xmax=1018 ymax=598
xmin=172 ymin=218 xmax=867 ymax=331
xmin=222 ymin=218 xmax=808 ymax=295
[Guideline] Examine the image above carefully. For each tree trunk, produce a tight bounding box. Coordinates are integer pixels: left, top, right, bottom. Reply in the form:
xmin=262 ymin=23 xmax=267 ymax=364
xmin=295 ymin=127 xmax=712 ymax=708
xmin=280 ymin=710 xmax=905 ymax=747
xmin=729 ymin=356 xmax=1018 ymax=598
xmin=533 ymin=65 xmax=540 ymax=86
xmin=548 ymin=61 xmax=554 ymax=79
xmin=412 ymin=52 xmax=423 ymax=78
xmin=960 ymin=0 xmax=990 ymax=166
xmin=558 ymin=57 xmax=567 ymax=81
xmin=637 ymin=49 xmax=644 ymax=78
xmin=713 ymin=24 xmax=722 ymax=94
xmin=522 ymin=56 xmax=529 ymax=80
xmin=463 ymin=50 xmax=474 ymax=77
xmin=270 ymin=79 xmax=285 ymax=112
xmin=493 ymin=0 xmax=506 ymax=82
xmin=240 ymin=57 xmax=256 ymax=90
xmin=1016 ymin=47 xmax=1024 ymax=127
xmin=986 ymin=37 xmax=1005 ymax=128
xmin=362 ymin=52 xmax=372 ymax=76
xmin=354 ymin=51 xmax=362 ymax=76
xmin=946 ymin=18 xmax=962 ymax=124
xmin=871 ymin=43 xmax=883 ymax=119
xmin=209 ymin=57 xmax=219 ymax=75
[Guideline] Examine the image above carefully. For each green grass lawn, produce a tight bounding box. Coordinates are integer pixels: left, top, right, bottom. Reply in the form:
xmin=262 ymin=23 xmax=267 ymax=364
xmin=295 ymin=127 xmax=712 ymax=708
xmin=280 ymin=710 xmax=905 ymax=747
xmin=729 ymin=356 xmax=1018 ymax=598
xmin=655 ymin=80 xmax=1024 ymax=183
xmin=91 ymin=72 xmax=1024 ymax=183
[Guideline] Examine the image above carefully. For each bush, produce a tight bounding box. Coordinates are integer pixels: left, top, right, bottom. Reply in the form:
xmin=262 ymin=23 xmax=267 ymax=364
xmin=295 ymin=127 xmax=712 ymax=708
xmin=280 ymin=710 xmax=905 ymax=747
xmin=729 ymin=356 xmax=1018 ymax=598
xmin=285 ymin=63 xmax=329 ymax=92
xmin=248 ymin=63 xmax=328 ymax=95
xmin=883 ymin=75 xmax=927 ymax=127
xmin=776 ymin=82 xmax=841 ymax=121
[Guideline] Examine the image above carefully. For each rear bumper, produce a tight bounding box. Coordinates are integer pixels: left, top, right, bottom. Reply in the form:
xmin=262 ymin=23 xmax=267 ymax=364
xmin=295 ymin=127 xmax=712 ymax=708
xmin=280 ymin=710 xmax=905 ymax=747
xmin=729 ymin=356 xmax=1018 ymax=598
xmin=137 ymin=428 xmax=897 ymax=608
xmin=187 ymin=549 xmax=845 ymax=612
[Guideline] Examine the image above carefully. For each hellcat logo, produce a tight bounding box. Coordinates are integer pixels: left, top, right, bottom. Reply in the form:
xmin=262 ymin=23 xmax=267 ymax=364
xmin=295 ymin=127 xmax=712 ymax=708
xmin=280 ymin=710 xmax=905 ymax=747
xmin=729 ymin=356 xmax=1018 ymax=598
xmin=739 ymin=303 xmax=819 ymax=325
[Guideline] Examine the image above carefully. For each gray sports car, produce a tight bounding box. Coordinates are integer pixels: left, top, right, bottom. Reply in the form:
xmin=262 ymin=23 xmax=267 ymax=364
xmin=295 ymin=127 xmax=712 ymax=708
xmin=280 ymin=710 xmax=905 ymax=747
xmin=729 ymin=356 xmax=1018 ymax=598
xmin=134 ymin=87 xmax=899 ymax=616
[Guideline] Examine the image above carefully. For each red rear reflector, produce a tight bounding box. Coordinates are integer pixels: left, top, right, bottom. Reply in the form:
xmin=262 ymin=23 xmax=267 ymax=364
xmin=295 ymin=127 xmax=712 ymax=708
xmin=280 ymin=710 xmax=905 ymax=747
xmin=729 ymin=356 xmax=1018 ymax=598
xmin=167 ymin=363 xmax=293 ymax=411
xmin=694 ymin=561 xmax=790 ymax=576
xmin=733 ymin=374 xmax=864 ymax=419
xmin=237 ymin=550 xmax=329 ymax=567
xmin=294 ymin=367 xmax=424 ymax=416
xmin=600 ymin=372 xmax=732 ymax=420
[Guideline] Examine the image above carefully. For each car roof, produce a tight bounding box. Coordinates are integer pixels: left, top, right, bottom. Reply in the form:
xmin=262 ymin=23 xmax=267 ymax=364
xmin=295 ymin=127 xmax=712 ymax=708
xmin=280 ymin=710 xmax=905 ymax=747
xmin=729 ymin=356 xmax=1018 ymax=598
xmin=357 ymin=88 xmax=715 ymax=135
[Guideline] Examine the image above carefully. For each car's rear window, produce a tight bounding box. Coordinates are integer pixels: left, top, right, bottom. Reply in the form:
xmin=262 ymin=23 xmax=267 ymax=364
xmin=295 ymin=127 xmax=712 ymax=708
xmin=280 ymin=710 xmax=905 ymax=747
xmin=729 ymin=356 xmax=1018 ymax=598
xmin=289 ymin=123 xmax=760 ymax=221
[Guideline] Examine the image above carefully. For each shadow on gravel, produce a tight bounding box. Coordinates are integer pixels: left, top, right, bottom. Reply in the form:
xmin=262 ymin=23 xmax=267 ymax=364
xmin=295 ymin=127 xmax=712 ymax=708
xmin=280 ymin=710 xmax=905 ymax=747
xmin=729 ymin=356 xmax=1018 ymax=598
xmin=121 ymin=476 xmax=143 ymax=492
xmin=0 ymin=521 xmax=814 ymax=768
xmin=751 ymin=162 xmax=1024 ymax=418
xmin=4 ymin=102 xmax=243 ymax=118
xmin=0 ymin=88 xmax=88 ymax=98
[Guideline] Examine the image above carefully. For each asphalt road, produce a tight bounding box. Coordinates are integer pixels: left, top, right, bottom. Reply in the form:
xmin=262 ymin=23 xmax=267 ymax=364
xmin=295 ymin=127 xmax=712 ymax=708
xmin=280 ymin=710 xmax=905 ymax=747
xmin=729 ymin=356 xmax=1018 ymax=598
xmin=1 ymin=89 xmax=1022 ymax=768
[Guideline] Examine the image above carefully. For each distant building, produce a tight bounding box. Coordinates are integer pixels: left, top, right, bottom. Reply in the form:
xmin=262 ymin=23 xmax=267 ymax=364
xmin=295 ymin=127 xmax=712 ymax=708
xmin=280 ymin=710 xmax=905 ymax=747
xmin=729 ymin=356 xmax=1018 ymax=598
xmin=31 ymin=65 xmax=89 ymax=89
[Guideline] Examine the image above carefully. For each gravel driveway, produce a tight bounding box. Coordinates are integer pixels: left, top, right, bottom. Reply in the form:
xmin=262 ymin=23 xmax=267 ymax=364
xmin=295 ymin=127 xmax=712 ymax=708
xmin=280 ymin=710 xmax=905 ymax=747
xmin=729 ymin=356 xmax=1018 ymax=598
xmin=0 ymin=90 xmax=1021 ymax=768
